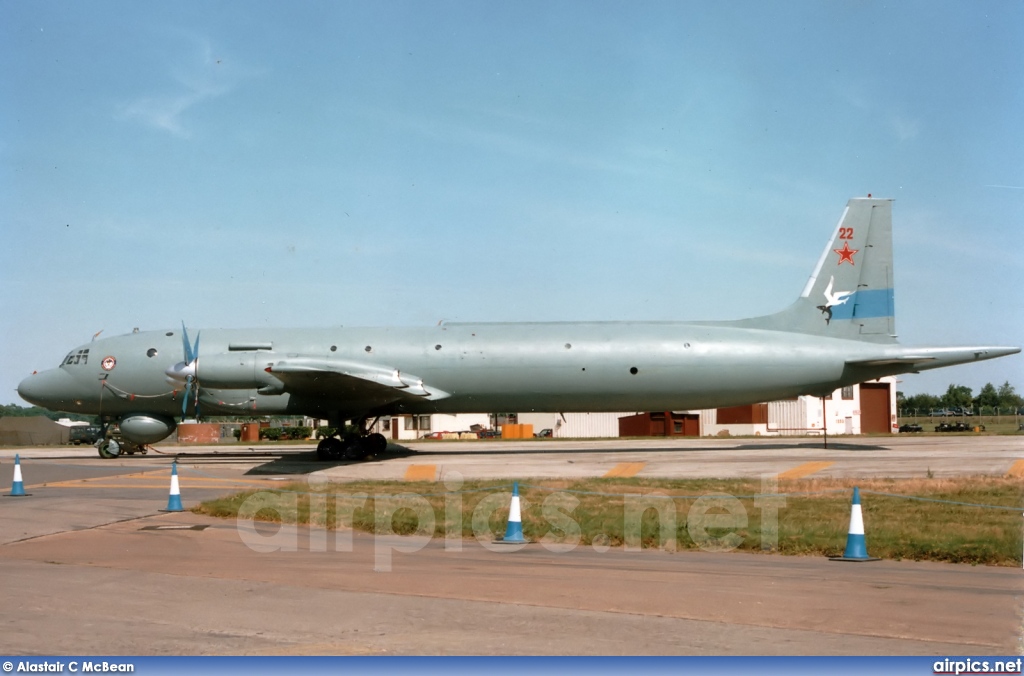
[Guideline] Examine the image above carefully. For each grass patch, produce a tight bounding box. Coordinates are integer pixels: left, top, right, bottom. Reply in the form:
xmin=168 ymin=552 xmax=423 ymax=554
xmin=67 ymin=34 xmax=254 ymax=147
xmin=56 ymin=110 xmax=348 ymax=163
xmin=194 ymin=476 xmax=1023 ymax=566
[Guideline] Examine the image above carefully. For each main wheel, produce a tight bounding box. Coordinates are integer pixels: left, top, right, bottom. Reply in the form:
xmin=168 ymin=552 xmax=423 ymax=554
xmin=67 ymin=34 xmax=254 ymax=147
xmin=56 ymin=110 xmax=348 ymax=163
xmin=97 ymin=439 xmax=121 ymax=459
xmin=316 ymin=437 xmax=343 ymax=461
xmin=341 ymin=434 xmax=365 ymax=461
xmin=365 ymin=433 xmax=388 ymax=455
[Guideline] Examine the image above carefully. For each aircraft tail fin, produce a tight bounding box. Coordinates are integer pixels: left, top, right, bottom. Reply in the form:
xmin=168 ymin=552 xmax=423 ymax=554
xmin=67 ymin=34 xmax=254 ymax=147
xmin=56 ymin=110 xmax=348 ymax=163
xmin=730 ymin=197 xmax=897 ymax=342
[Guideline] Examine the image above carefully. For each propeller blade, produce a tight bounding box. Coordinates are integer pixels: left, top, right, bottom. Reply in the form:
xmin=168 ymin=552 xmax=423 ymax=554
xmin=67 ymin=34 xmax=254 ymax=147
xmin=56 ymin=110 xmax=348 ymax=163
xmin=179 ymin=322 xmax=201 ymax=421
xmin=181 ymin=322 xmax=195 ymax=365
xmin=182 ymin=375 xmax=193 ymax=421
xmin=193 ymin=379 xmax=201 ymax=420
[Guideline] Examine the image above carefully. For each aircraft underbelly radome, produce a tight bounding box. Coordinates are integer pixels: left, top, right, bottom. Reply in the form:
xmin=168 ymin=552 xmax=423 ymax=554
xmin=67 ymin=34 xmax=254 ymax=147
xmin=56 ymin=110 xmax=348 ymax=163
xmin=17 ymin=197 xmax=1020 ymax=447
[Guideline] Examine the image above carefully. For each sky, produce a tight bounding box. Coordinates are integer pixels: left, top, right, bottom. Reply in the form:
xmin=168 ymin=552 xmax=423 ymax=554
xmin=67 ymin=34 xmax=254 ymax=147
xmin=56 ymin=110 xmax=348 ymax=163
xmin=1 ymin=0 xmax=1022 ymax=405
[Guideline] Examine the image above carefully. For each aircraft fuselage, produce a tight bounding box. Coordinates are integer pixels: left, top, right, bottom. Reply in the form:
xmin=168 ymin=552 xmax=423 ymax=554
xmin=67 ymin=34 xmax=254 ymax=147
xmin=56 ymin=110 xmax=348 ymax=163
xmin=19 ymin=321 xmax=908 ymax=422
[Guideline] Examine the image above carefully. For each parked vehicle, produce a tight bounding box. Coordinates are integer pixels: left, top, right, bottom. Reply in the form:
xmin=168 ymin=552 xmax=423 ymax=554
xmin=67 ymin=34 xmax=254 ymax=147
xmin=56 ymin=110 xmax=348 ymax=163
xmin=477 ymin=429 xmax=501 ymax=438
xmin=69 ymin=425 xmax=103 ymax=445
xmin=898 ymin=423 xmax=922 ymax=433
xmin=535 ymin=428 xmax=553 ymax=438
xmin=934 ymin=422 xmax=984 ymax=432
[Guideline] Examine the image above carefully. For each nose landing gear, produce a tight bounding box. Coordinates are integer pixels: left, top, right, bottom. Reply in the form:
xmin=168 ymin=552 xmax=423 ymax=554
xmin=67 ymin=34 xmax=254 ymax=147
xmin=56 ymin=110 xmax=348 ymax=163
xmin=95 ymin=424 xmax=149 ymax=459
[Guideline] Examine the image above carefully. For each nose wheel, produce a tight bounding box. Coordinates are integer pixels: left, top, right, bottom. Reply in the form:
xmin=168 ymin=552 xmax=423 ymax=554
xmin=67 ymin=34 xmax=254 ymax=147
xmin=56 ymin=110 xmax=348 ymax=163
xmin=97 ymin=439 xmax=121 ymax=459
xmin=95 ymin=425 xmax=150 ymax=459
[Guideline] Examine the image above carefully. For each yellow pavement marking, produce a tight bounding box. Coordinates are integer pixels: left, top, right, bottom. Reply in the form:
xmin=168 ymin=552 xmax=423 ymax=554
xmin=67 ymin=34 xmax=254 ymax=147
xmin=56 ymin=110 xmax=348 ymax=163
xmin=403 ymin=464 xmax=437 ymax=482
xmin=36 ymin=469 xmax=167 ymax=489
xmin=1007 ymin=459 xmax=1024 ymax=478
xmin=34 ymin=469 xmax=282 ymax=491
xmin=604 ymin=462 xmax=646 ymax=478
xmin=778 ymin=461 xmax=834 ymax=480
xmin=34 ymin=483 xmax=244 ymax=490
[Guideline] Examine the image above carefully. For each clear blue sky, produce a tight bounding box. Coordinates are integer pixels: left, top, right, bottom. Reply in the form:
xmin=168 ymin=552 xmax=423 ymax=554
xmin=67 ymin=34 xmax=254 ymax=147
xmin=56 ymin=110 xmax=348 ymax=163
xmin=2 ymin=1 xmax=1021 ymax=405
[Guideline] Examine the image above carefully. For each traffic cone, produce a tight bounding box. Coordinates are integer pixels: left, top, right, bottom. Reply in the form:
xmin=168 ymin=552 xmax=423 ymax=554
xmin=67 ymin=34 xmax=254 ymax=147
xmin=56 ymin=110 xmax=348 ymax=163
xmin=5 ymin=454 xmax=31 ymax=497
xmin=494 ymin=481 xmax=528 ymax=545
xmin=830 ymin=487 xmax=880 ymax=562
xmin=161 ymin=461 xmax=184 ymax=512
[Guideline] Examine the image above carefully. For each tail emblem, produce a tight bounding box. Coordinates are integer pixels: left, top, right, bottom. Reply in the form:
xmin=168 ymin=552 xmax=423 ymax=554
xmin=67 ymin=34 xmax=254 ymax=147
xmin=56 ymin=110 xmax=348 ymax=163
xmin=815 ymin=276 xmax=854 ymax=325
xmin=833 ymin=242 xmax=859 ymax=265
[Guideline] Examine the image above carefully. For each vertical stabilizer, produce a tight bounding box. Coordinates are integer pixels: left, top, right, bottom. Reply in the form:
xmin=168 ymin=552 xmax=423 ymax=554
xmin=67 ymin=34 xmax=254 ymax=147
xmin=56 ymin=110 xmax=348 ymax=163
xmin=729 ymin=198 xmax=897 ymax=342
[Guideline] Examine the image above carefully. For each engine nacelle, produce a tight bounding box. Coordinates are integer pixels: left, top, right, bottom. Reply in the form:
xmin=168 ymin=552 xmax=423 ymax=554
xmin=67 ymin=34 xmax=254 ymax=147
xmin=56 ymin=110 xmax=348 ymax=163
xmin=167 ymin=352 xmax=282 ymax=390
xmin=119 ymin=414 xmax=177 ymax=444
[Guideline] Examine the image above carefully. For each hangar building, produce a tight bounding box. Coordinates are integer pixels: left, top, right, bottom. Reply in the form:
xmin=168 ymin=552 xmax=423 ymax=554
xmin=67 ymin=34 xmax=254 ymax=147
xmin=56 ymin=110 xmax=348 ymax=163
xmin=386 ymin=377 xmax=897 ymax=439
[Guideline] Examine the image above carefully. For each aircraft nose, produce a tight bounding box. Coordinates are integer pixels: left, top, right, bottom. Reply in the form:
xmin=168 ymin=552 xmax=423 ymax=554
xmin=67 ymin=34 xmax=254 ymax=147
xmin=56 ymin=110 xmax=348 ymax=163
xmin=17 ymin=368 xmax=79 ymax=408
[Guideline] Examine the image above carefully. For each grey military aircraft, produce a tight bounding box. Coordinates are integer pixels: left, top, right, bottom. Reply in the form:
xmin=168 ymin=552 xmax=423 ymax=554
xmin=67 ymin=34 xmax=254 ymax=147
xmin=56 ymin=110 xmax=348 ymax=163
xmin=17 ymin=197 xmax=1019 ymax=459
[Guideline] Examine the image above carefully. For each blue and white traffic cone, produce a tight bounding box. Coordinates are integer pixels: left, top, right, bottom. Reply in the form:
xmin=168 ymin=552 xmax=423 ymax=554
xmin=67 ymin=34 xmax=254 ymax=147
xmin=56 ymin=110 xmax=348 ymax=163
xmin=161 ymin=461 xmax=184 ymax=512
xmin=494 ymin=481 xmax=528 ymax=545
xmin=5 ymin=454 xmax=30 ymax=497
xmin=830 ymin=487 xmax=880 ymax=562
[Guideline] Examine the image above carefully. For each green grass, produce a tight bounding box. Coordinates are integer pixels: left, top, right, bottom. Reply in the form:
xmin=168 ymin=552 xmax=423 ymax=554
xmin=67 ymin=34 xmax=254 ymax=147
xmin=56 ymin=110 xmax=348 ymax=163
xmin=188 ymin=417 xmax=1021 ymax=565
xmin=194 ymin=476 xmax=1023 ymax=566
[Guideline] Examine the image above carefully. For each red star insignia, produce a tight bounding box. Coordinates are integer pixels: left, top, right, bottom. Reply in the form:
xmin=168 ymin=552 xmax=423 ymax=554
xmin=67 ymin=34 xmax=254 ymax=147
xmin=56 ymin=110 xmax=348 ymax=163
xmin=833 ymin=242 xmax=859 ymax=265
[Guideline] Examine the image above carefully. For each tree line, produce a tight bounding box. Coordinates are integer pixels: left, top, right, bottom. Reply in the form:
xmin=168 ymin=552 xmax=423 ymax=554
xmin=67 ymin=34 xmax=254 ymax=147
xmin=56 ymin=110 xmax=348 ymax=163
xmin=0 ymin=404 xmax=94 ymax=423
xmin=898 ymin=381 xmax=1023 ymax=416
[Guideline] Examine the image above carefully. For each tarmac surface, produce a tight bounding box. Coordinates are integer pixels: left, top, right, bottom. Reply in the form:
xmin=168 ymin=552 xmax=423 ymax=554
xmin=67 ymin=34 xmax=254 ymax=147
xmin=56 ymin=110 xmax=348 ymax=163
xmin=0 ymin=435 xmax=1021 ymax=655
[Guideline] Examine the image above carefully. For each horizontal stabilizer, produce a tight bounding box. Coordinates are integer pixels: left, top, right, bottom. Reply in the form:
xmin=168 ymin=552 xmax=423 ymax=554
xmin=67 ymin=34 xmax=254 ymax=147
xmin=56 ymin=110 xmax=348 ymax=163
xmin=847 ymin=346 xmax=1020 ymax=372
xmin=846 ymin=356 xmax=937 ymax=367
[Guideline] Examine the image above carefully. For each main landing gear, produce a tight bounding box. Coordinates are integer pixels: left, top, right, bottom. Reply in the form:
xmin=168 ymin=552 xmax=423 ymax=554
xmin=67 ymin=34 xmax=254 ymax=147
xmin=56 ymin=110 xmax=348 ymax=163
xmin=316 ymin=418 xmax=388 ymax=461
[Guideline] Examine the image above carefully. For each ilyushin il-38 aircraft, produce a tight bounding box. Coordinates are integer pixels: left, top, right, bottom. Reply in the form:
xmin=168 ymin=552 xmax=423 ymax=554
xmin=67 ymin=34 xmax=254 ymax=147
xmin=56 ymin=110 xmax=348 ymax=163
xmin=17 ymin=197 xmax=1019 ymax=459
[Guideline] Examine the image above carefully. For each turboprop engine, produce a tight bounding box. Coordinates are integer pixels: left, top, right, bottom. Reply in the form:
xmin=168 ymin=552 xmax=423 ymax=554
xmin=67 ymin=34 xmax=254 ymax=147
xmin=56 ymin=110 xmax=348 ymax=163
xmin=163 ymin=325 xmax=285 ymax=420
xmin=165 ymin=352 xmax=281 ymax=391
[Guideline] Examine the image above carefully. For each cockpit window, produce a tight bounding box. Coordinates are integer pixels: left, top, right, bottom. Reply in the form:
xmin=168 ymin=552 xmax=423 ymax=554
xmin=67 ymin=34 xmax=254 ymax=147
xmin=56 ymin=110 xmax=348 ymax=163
xmin=62 ymin=349 xmax=89 ymax=367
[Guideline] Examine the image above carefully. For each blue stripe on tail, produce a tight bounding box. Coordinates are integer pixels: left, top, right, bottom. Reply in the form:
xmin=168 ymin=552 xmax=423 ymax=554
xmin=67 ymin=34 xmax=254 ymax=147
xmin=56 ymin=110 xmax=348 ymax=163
xmin=830 ymin=288 xmax=894 ymax=321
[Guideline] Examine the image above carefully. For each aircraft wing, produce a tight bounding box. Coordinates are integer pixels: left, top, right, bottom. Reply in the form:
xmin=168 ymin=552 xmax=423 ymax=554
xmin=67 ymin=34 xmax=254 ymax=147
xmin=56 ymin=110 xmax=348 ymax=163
xmin=264 ymin=358 xmax=450 ymax=402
